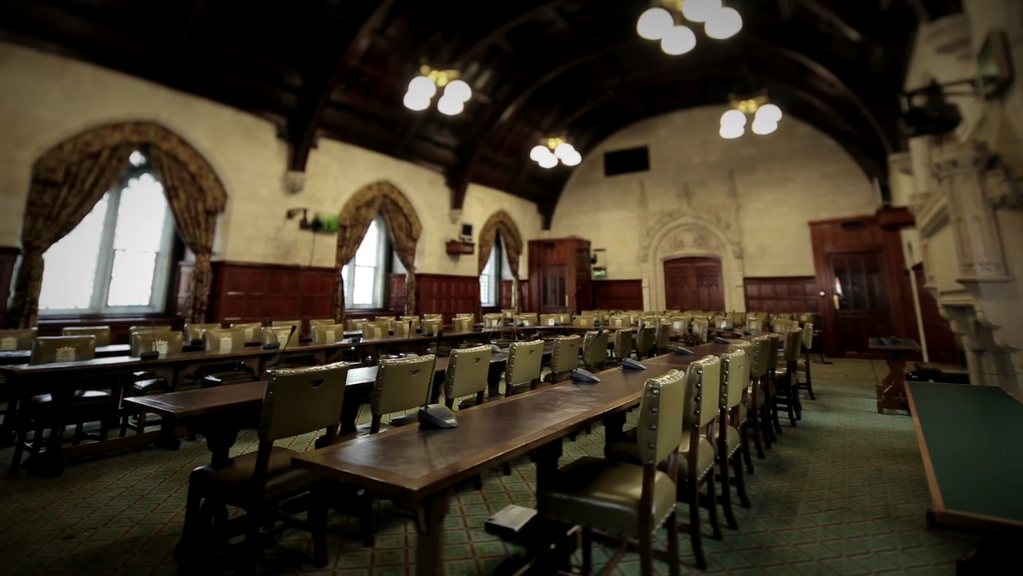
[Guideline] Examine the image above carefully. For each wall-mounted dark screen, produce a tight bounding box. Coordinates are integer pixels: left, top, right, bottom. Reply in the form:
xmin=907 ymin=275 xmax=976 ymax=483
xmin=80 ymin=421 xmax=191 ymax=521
xmin=604 ymin=146 xmax=649 ymax=176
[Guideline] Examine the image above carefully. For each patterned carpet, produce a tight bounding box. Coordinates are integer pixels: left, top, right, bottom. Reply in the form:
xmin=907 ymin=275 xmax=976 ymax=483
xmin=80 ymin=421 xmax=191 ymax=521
xmin=0 ymin=359 xmax=976 ymax=575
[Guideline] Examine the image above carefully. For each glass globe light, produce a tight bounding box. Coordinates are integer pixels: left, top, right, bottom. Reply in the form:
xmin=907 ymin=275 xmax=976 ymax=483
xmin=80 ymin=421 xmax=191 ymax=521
xmin=403 ymin=91 xmax=431 ymax=111
xmin=530 ymin=145 xmax=550 ymax=162
xmin=554 ymin=142 xmax=576 ymax=160
xmin=719 ymin=123 xmax=744 ymax=139
xmin=705 ymin=6 xmax=743 ymax=39
xmin=408 ymin=75 xmax=437 ymax=98
xmin=538 ymin=153 xmax=559 ymax=169
xmin=444 ymin=79 xmax=472 ymax=102
xmin=755 ymin=103 xmax=783 ymax=123
xmin=561 ymin=150 xmax=582 ymax=167
xmin=660 ymin=25 xmax=697 ymax=56
xmin=437 ymin=94 xmax=464 ymax=116
xmin=752 ymin=118 xmax=778 ymax=135
xmin=720 ymin=109 xmax=747 ymax=127
xmin=681 ymin=0 xmax=722 ymax=23
xmin=637 ymin=8 xmax=674 ymax=40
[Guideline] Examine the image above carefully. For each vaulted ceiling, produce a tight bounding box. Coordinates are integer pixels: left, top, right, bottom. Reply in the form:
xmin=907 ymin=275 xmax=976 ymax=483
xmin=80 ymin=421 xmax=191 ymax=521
xmin=0 ymin=0 xmax=962 ymax=225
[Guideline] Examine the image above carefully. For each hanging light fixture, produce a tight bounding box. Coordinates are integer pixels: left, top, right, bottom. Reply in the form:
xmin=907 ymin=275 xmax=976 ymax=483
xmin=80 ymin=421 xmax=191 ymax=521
xmin=403 ymin=66 xmax=472 ymax=114
xmin=719 ymin=89 xmax=784 ymax=139
xmin=636 ymin=0 xmax=742 ymax=54
xmin=531 ymin=137 xmax=582 ymax=169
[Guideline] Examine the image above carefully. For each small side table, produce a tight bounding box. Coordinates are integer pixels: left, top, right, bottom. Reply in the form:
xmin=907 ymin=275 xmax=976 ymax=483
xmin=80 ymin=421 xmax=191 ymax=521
xmin=869 ymin=338 xmax=920 ymax=414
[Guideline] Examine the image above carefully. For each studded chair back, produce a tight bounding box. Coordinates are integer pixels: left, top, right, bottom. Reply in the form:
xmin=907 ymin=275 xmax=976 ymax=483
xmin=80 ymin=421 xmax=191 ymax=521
xmin=691 ymin=318 xmax=709 ymax=344
xmin=613 ymin=330 xmax=634 ymax=361
xmin=549 ymin=335 xmax=582 ymax=375
xmin=745 ymin=317 xmax=766 ymax=332
xmin=749 ymin=336 xmax=772 ymax=379
xmin=483 ymin=313 xmax=504 ymax=328
xmin=260 ymin=362 xmax=349 ymax=442
xmin=363 ymin=321 xmax=389 ymax=339
xmin=311 ymin=323 xmax=346 ymax=344
xmin=130 ymin=331 xmax=183 ymax=358
xmin=453 ymin=317 xmax=473 ymax=332
xmin=636 ymin=369 xmax=687 ymax=465
xmin=346 ymin=318 xmax=367 ymax=332
xmin=720 ymin=349 xmax=749 ymax=410
xmin=802 ymin=322 xmax=814 ymax=350
xmin=61 ymin=326 xmax=110 ymax=347
xmin=635 ymin=325 xmax=656 ymax=357
xmin=392 ymin=319 xmax=414 ymax=339
xmin=443 ymin=345 xmax=493 ymax=401
xmin=684 ymin=355 xmax=722 ymax=429
xmin=231 ymin=322 xmax=263 ymax=344
xmin=272 ymin=320 xmax=302 ymax=337
xmin=204 ymin=328 xmax=247 ymax=353
xmin=765 ymin=333 xmax=781 ymax=373
xmin=668 ymin=316 xmax=689 ymax=335
xmin=259 ymin=326 xmax=296 ymax=348
xmin=516 ymin=313 xmax=538 ymax=326
xmin=31 ymin=336 xmax=97 ymax=364
xmin=371 ymin=354 xmax=437 ymax=416
xmin=184 ymin=323 xmax=221 ymax=342
xmin=582 ymin=330 xmax=609 ymax=370
xmin=654 ymin=322 xmax=672 ymax=350
xmin=506 ymin=340 xmax=544 ymax=388
xmin=783 ymin=329 xmax=804 ymax=362
xmin=0 ymin=329 xmax=36 ymax=351
xmin=400 ymin=316 xmax=421 ymax=333
xmin=422 ymin=318 xmax=442 ymax=335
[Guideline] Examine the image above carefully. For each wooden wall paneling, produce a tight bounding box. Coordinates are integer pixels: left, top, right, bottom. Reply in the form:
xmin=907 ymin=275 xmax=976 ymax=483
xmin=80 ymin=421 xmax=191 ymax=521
xmin=207 ymin=261 xmax=344 ymax=331
xmin=527 ymin=238 xmax=591 ymax=313
xmin=593 ymin=280 xmax=643 ymax=310
xmin=0 ymin=246 xmax=21 ymax=326
xmin=36 ymin=315 xmax=184 ymax=343
xmin=744 ymin=277 xmax=818 ymax=315
xmin=416 ymin=274 xmax=481 ymax=323
xmin=500 ymin=280 xmax=514 ymax=310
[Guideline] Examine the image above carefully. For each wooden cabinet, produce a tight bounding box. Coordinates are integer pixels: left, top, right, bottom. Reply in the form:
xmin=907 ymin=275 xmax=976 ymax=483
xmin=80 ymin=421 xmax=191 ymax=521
xmin=527 ymin=238 xmax=592 ymax=314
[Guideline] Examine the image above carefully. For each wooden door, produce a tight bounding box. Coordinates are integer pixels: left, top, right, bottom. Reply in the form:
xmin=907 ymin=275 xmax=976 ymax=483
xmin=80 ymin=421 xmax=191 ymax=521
xmin=913 ymin=264 xmax=961 ymax=364
xmin=828 ymin=251 xmax=891 ymax=356
xmin=663 ymin=258 xmax=724 ymax=311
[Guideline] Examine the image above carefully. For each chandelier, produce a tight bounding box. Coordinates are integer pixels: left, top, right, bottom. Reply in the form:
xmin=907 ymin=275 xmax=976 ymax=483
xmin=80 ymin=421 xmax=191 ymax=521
xmin=403 ymin=65 xmax=472 ymax=115
xmin=530 ymin=137 xmax=582 ymax=169
xmin=719 ymin=90 xmax=784 ymax=139
xmin=637 ymin=0 xmax=743 ymax=55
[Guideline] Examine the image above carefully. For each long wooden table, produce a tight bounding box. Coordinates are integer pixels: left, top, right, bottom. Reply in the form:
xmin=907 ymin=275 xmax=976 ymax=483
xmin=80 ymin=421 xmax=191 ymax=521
xmin=0 ymin=343 xmax=132 ymax=365
xmin=292 ymin=340 xmax=732 ymax=575
xmin=870 ymin=337 xmax=920 ymax=413
xmin=906 ymin=382 xmax=1023 ymax=574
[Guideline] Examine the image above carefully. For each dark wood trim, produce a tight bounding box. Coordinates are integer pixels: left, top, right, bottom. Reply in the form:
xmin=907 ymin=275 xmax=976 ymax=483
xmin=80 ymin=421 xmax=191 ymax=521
xmin=209 ymin=259 xmax=337 ymax=273
xmin=807 ymin=213 xmax=877 ymax=226
xmin=876 ymin=206 xmax=915 ymax=229
xmin=0 ymin=246 xmax=20 ymax=327
xmin=592 ymin=279 xmax=643 ymax=311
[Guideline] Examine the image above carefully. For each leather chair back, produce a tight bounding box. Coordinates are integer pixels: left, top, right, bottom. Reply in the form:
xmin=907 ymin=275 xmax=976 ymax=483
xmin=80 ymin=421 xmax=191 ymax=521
xmin=771 ymin=318 xmax=794 ymax=334
xmin=539 ymin=314 xmax=560 ymax=326
xmin=608 ymin=316 xmax=628 ymax=328
xmin=130 ymin=325 xmax=172 ymax=335
xmin=582 ymin=330 xmax=608 ymax=368
xmin=636 ymin=369 xmax=687 ymax=465
xmin=205 ymin=328 xmax=247 ymax=353
xmin=375 ymin=316 xmax=396 ymax=324
xmin=260 ymin=362 xmax=349 ymax=441
xmin=131 ymin=330 xmax=183 ymax=357
xmin=668 ymin=316 xmax=689 ymax=335
xmin=311 ymin=323 xmax=346 ymax=344
xmin=363 ymin=321 xmax=389 ymax=339
xmin=423 ymin=313 xmax=443 ymax=323
xmin=749 ymin=336 xmax=772 ymax=378
xmin=506 ymin=340 xmax=544 ymax=387
xmin=31 ymin=336 xmax=97 ymax=365
xmin=400 ymin=315 xmax=421 ymax=333
xmin=309 ymin=318 xmax=336 ymax=332
xmin=684 ymin=355 xmax=722 ymax=429
xmin=720 ymin=348 xmax=748 ymax=409
xmin=501 ymin=309 xmax=515 ymax=320
xmin=635 ymin=326 xmax=656 ymax=355
xmin=654 ymin=323 xmax=671 ymax=349
xmin=372 ymin=354 xmax=437 ymax=416
xmin=393 ymin=320 xmax=413 ymax=339
xmin=346 ymin=318 xmax=368 ymax=332
xmin=556 ymin=312 xmax=572 ymax=325
xmin=62 ymin=326 xmax=111 ymax=347
xmin=517 ymin=313 xmax=538 ymax=326
xmin=783 ymin=329 xmax=804 ymax=362
xmin=483 ymin=313 xmax=504 ymax=328
xmin=271 ymin=320 xmax=302 ymax=336
xmin=232 ymin=322 xmax=264 ymax=344
xmin=444 ymin=345 xmax=492 ymax=400
xmin=745 ymin=316 xmax=766 ymax=332
xmin=422 ymin=318 xmax=442 ymax=335
xmin=802 ymin=322 xmax=814 ymax=350
xmin=573 ymin=315 xmax=595 ymax=327
xmin=613 ymin=330 xmax=633 ymax=361
xmin=0 ymin=329 xmax=37 ymax=351
xmin=549 ymin=335 xmax=582 ymax=375
xmin=454 ymin=313 xmax=474 ymax=325
xmin=691 ymin=318 xmax=709 ymax=344
xmin=185 ymin=323 xmax=221 ymax=342
xmin=261 ymin=326 xmax=296 ymax=347
xmin=453 ymin=317 xmax=473 ymax=332
xmin=765 ymin=333 xmax=781 ymax=372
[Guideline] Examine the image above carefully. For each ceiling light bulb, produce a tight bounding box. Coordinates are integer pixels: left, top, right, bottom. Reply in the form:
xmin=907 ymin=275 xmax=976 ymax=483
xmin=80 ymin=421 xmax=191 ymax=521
xmin=554 ymin=142 xmax=576 ymax=160
xmin=705 ymin=6 xmax=743 ymax=39
xmin=538 ymin=153 xmax=559 ymax=169
xmin=720 ymin=109 xmax=747 ymax=127
xmin=755 ymin=103 xmax=783 ymax=123
xmin=719 ymin=123 xmax=744 ymax=139
xmin=637 ymin=7 xmax=674 ymax=40
xmin=681 ymin=0 xmax=722 ymax=23
xmin=407 ymin=75 xmax=437 ymax=98
xmin=562 ymin=150 xmax=582 ymax=167
xmin=403 ymin=91 xmax=431 ymax=111
xmin=437 ymin=94 xmax=464 ymax=115
xmin=752 ymin=118 xmax=778 ymax=135
xmin=444 ymin=79 xmax=472 ymax=102
xmin=530 ymin=145 xmax=551 ymax=162
xmin=660 ymin=25 xmax=697 ymax=56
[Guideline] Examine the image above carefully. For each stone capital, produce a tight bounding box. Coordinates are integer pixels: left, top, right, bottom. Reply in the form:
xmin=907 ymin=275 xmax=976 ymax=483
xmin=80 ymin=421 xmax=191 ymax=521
xmin=933 ymin=141 xmax=992 ymax=178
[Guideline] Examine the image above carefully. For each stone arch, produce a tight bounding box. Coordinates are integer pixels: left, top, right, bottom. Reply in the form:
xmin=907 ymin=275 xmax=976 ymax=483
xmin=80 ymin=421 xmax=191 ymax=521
xmin=643 ymin=217 xmax=745 ymax=311
xmin=478 ymin=210 xmax=524 ymax=311
xmin=335 ymin=181 xmax=422 ymax=321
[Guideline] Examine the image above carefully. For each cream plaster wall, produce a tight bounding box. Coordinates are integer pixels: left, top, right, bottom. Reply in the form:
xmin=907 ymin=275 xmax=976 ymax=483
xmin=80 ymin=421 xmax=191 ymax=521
xmin=0 ymin=42 xmax=541 ymax=277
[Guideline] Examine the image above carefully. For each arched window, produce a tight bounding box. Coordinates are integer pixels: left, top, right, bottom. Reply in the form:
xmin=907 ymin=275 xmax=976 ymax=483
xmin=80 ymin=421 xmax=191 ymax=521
xmin=340 ymin=214 xmax=389 ymax=308
xmin=38 ymin=149 xmax=177 ymax=315
xmin=480 ymin=236 xmax=503 ymax=307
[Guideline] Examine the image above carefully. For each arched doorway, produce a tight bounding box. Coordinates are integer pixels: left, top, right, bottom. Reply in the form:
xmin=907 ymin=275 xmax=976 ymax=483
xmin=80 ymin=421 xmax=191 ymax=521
xmin=663 ymin=257 xmax=724 ymax=311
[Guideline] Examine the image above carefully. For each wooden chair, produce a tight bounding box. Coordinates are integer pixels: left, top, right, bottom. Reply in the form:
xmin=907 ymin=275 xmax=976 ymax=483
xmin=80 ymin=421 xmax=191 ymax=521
xmin=773 ymin=329 xmax=804 ymax=427
xmin=421 ymin=318 xmax=442 ymax=336
xmin=796 ymin=322 xmax=816 ymax=400
xmin=504 ymin=340 xmax=544 ymax=396
xmin=120 ymin=331 xmax=184 ymax=436
xmin=715 ymin=348 xmax=752 ymax=530
xmin=572 ymin=315 xmax=596 ymax=327
xmin=200 ymin=329 xmax=257 ymax=387
xmin=539 ymin=370 xmax=686 ymax=576
xmin=634 ymin=325 xmax=656 ymax=359
xmin=654 ymin=322 xmax=672 ymax=355
xmin=747 ymin=336 xmax=773 ymax=457
xmin=611 ymin=329 xmax=634 ymax=365
xmin=362 ymin=321 xmax=389 ymax=339
xmin=453 ymin=317 xmax=473 ymax=333
xmin=728 ymin=340 xmax=756 ymax=475
xmin=346 ymin=318 xmax=367 ymax=332
xmin=764 ymin=333 xmax=784 ymax=437
xmin=399 ymin=315 xmax=421 ymax=333
xmin=61 ymin=326 xmax=111 ymax=346
xmin=483 ymin=313 xmax=504 ymax=328
xmin=542 ymin=335 xmax=581 ymax=384
xmin=442 ymin=345 xmax=492 ymax=409
xmin=581 ymin=330 xmax=608 ymax=372
xmin=177 ymin=362 xmax=350 ymax=569
xmin=231 ymin=322 xmax=263 ymax=345
xmin=310 ymin=323 xmax=345 ymax=344
xmin=368 ymin=355 xmax=437 ymax=432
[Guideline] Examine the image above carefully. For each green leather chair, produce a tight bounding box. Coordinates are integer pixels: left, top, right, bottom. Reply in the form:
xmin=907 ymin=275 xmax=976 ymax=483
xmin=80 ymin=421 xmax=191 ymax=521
xmin=452 ymin=317 xmax=473 ymax=333
xmin=572 ymin=315 xmax=596 ymax=327
xmin=773 ymin=329 xmax=804 ymax=427
xmin=504 ymin=340 xmax=544 ymax=396
xmin=179 ymin=362 xmax=350 ymax=568
xmin=796 ymin=322 xmax=816 ymax=400
xmin=634 ymin=325 xmax=656 ymax=359
xmin=399 ymin=315 xmax=421 ymax=333
xmin=746 ymin=336 xmax=772 ymax=457
xmin=691 ymin=318 xmax=709 ymax=344
xmin=421 ymin=318 xmax=442 ymax=336
xmin=442 ymin=345 xmax=492 ymax=409
xmin=582 ymin=330 xmax=608 ymax=372
xmin=0 ymin=328 xmax=36 ymax=351
xmin=607 ymin=315 xmax=629 ymax=329
xmin=61 ymin=326 xmax=111 ymax=347
xmin=231 ymin=322 xmax=263 ymax=345
xmin=763 ymin=332 xmax=783 ymax=436
xmin=539 ymin=313 xmax=559 ymax=327
xmin=654 ymin=322 xmax=672 ymax=355
xmin=271 ymin=319 xmax=302 ymax=335
xmin=185 ymin=322 xmax=222 ymax=344
xmin=310 ymin=323 xmax=346 ymax=344
xmin=611 ymin=329 xmax=633 ymax=365
xmin=715 ymin=348 xmax=752 ymax=530
xmin=538 ymin=370 xmax=686 ymax=575
xmin=727 ymin=339 xmax=755 ymax=474
xmin=122 ymin=331 xmax=185 ymax=435
xmin=542 ymin=335 xmax=581 ymax=384
xmin=368 ymin=354 xmax=437 ymax=433
xmin=362 ymin=321 xmax=389 ymax=340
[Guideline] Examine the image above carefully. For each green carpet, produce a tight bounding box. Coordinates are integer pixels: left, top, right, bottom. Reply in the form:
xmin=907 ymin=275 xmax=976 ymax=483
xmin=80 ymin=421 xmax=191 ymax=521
xmin=0 ymin=359 xmax=976 ymax=574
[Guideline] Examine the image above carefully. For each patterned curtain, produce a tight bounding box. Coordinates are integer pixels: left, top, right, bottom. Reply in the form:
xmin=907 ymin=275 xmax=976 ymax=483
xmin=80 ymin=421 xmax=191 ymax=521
xmin=4 ymin=122 xmax=228 ymax=329
xmin=4 ymin=143 xmax=137 ymax=328
xmin=334 ymin=181 xmax=422 ymax=323
xmin=477 ymin=211 xmax=524 ymax=312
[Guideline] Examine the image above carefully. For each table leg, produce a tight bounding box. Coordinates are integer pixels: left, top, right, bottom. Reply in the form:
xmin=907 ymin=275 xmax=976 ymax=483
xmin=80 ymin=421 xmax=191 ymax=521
xmin=411 ymin=489 xmax=451 ymax=576
xmin=602 ymin=412 xmax=628 ymax=446
xmin=36 ymin=389 xmax=69 ymax=477
xmin=0 ymin=396 xmax=21 ymax=446
xmin=534 ymin=438 xmax=565 ymax=572
xmin=156 ymin=417 xmax=182 ymax=451
xmin=876 ymin=352 xmax=909 ymax=413
xmin=188 ymin=406 xmax=257 ymax=466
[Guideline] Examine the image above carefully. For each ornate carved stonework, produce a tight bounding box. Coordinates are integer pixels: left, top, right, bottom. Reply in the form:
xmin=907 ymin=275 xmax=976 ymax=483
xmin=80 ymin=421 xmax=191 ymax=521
xmin=639 ymin=209 xmax=740 ymax=263
xmin=662 ymin=224 xmax=724 ymax=255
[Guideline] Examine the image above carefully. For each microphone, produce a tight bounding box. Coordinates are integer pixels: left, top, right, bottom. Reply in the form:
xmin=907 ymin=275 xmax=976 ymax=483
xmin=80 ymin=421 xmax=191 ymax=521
xmin=140 ymin=320 xmax=160 ymax=361
xmin=571 ymin=328 xmax=604 ymax=383
xmin=669 ymin=345 xmax=694 ymax=355
xmin=715 ymin=336 xmax=731 ymax=344
xmin=264 ymin=325 xmax=296 ymax=367
xmin=417 ymin=355 xmax=457 ymax=429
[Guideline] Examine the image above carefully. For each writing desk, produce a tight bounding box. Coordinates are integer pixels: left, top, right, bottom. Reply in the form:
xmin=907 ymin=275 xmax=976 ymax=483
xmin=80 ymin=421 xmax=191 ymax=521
xmin=0 ymin=344 xmax=132 ymax=366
